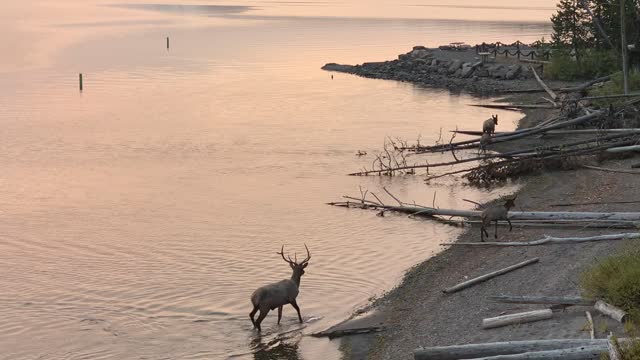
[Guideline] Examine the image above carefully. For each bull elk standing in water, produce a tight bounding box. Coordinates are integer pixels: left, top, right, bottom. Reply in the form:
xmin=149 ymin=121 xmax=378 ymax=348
xmin=250 ymin=244 xmax=310 ymax=331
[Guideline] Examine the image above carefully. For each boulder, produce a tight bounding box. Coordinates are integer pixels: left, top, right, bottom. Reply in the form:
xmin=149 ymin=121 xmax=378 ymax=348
xmin=505 ymin=64 xmax=522 ymax=80
xmin=448 ymin=59 xmax=463 ymax=74
xmin=431 ymin=59 xmax=439 ymax=66
xmin=461 ymin=65 xmax=475 ymax=78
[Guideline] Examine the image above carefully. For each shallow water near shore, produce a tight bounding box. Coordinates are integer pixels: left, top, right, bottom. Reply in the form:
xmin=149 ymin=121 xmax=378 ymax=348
xmin=2 ymin=1 xmax=554 ymax=359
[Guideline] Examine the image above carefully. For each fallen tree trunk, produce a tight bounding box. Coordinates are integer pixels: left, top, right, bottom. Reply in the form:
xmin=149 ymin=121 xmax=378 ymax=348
xmin=427 ymin=136 xmax=638 ymax=182
xmin=410 ymin=111 xmax=603 ymax=154
xmin=586 ymin=311 xmax=595 ymax=340
xmin=482 ymin=309 xmax=553 ymax=329
xmin=451 ymin=129 xmax=640 ymax=136
xmin=330 ymin=200 xmax=640 ymax=222
xmin=462 ymin=345 xmax=607 ymax=360
xmin=608 ymin=335 xmax=622 ymax=360
xmin=352 ymin=133 xmax=629 ymax=176
xmin=487 ymin=295 xmax=593 ymax=306
xmin=471 ymin=104 xmax=555 ymax=110
xmin=443 ymin=258 xmax=539 ymax=294
xmin=605 ymin=144 xmax=640 ymax=153
xmin=558 ymin=75 xmax=612 ymax=93
xmin=530 ymin=66 xmax=558 ymax=103
xmin=442 ymin=233 xmax=640 ymax=247
xmin=414 ymin=339 xmax=610 ymax=360
xmin=583 ymin=165 xmax=640 ymax=175
xmin=595 ymin=300 xmax=628 ymax=323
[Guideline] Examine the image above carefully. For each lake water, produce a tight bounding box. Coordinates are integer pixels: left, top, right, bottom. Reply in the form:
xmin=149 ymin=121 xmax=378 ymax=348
xmin=0 ymin=1 xmax=555 ymax=359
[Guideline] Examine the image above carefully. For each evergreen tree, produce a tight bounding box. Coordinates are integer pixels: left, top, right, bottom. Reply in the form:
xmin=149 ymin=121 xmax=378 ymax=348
xmin=551 ymin=0 xmax=593 ymax=62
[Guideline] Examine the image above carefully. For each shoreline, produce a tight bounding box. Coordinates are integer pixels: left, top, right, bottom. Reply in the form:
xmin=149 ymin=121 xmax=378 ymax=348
xmin=322 ymin=46 xmax=570 ymax=96
xmin=320 ymin=46 xmax=634 ymax=359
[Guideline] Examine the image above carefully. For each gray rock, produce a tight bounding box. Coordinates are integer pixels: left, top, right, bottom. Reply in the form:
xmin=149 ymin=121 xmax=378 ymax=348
xmin=505 ymin=64 xmax=522 ymax=80
xmin=448 ymin=59 xmax=463 ymax=74
xmin=431 ymin=59 xmax=439 ymax=66
xmin=461 ymin=65 xmax=475 ymax=78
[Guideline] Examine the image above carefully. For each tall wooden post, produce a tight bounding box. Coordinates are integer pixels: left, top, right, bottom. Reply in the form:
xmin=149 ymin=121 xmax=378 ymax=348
xmin=79 ymin=73 xmax=83 ymax=92
xmin=621 ymin=0 xmax=629 ymax=94
xmin=167 ymin=37 xmax=170 ymax=50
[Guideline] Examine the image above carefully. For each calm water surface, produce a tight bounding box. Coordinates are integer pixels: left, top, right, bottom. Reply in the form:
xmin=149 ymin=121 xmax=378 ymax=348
xmin=1 ymin=1 xmax=555 ymax=359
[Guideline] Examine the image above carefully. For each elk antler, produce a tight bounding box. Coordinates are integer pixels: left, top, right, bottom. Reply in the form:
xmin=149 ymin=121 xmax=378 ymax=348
xmin=277 ymin=244 xmax=311 ymax=265
xmin=277 ymin=245 xmax=296 ymax=265
xmin=300 ymin=244 xmax=311 ymax=265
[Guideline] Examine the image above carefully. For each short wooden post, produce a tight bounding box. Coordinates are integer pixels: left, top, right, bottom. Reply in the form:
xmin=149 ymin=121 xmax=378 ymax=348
xmin=79 ymin=73 xmax=83 ymax=91
xmin=166 ymin=37 xmax=170 ymax=49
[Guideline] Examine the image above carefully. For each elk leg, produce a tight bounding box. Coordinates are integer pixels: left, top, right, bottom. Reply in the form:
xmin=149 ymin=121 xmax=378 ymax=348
xmin=255 ymin=307 xmax=270 ymax=332
xmin=494 ymin=220 xmax=498 ymax=239
xmin=277 ymin=306 xmax=283 ymax=324
xmin=249 ymin=305 xmax=259 ymax=327
xmin=507 ymin=218 xmax=513 ymax=231
xmin=290 ymin=300 xmax=303 ymax=323
xmin=480 ymin=226 xmax=486 ymax=242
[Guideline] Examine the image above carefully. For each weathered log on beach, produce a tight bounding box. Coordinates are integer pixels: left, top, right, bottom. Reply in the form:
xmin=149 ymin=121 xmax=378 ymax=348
xmin=583 ymin=165 xmax=640 ymax=175
xmin=530 ymin=66 xmax=558 ymax=103
xmin=487 ymin=295 xmax=594 ymax=306
xmin=608 ymin=335 xmax=622 ymax=360
xmin=414 ymin=339 xmax=610 ymax=360
xmin=586 ymin=311 xmax=595 ymax=340
xmin=595 ymin=300 xmax=628 ymax=323
xmin=605 ymin=144 xmax=640 ymax=153
xmin=471 ymin=104 xmax=554 ymax=110
xmin=311 ymin=326 xmax=384 ymax=339
xmin=451 ymin=129 xmax=640 ymax=136
xmin=331 ymin=200 xmax=640 ymax=222
xmin=463 ymin=345 xmax=607 ymax=360
xmin=443 ymin=258 xmax=539 ymax=294
xmin=558 ymin=75 xmax=612 ymax=93
xmin=443 ymin=233 xmax=640 ymax=247
xmin=482 ymin=309 xmax=553 ymax=329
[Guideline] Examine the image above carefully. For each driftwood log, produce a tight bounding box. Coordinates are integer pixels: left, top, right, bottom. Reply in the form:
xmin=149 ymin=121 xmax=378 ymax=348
xmin=482 ymin=309 xmax=553 ymax=329
xmin=413 ymin=339 xmax=611 ymax=360
xmin=586 ymin=311 xmax=595 ymax=340
xmin=443 ymin=258 xmax=539 ymax=294
xmin=443 ymin=233 xmax=640 ymax=247
xmin=595 ymin=300 xmax=628 ymax=323
xmin=488 ymin=295 xmax=593 ymax=306
xmin=608 ymin=334 xmax=622 ymax=360
xmin=461 ymin=345 xmax=606 ymax=360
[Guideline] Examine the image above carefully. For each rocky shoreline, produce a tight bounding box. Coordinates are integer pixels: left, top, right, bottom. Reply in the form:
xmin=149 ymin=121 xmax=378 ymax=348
xmin=320 ymin=46 xmax=635 ymax=360
xmin=323 ymin=46 xmax=547 ymax=95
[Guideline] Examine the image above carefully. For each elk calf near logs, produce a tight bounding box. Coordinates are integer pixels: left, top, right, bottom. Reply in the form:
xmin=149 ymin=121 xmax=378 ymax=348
xmin=480 ymin=196 xmax=516 ymax=242
xmin=249 ymin=244 xmax=311 ymax=331
xmin=482 ymin=114 xmax=498 ymax=135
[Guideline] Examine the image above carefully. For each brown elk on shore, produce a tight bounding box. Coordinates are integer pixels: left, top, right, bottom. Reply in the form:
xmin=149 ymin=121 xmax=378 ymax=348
xmin=249 ymin=245 xmax=311 ymax=331
xmin=480 ymin=196 xmax=516 ymax=242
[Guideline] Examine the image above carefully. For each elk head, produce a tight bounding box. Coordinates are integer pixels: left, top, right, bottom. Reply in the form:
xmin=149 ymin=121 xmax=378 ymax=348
xmin=277 ymin=244 xmax=311 ymax=283
xmin=492 ymin=114 xmax=499 ymax=125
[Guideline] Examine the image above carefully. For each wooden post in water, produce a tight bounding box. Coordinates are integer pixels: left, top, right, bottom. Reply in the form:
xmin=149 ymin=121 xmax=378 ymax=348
xmin=79 ymin=73 xmax=83 ymax=91
xmin=167 ymin=36 xmax=170 ymax=50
